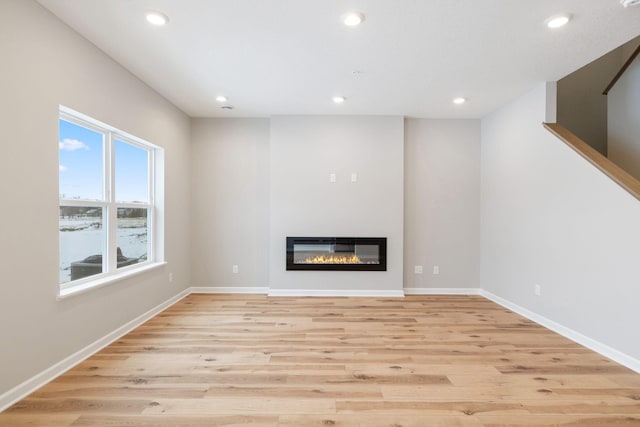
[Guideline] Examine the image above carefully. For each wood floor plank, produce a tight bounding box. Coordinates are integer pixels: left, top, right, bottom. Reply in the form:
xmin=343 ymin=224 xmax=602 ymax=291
xmin=475 ymin=414 xmax=640 ymax=426
xmin=30 ymin=385 xmax=209 ymax=400
xmin=5 ymin=398 xmax=150 ymax=414
xmin=335 ymin=399 xmax=529 ymax=415
xmin=140 ymin=397 xmax=336 ymax=415
xmin=278 ymin=414 xmax=484 ymax=426
xmin=0 ymin=413 xmax=80 ymax=427
xmin=380 ymin=384 xmax=638 ymax=402
xmin=447 ymin=373 xmax=623 ymax=388
xmin=71 ymin=414 xmax=279 ymax=426
xmin=1 ymin=294 xmax=640 ymax=426
xmin=203 ymin=384 xmax=382 ymax=399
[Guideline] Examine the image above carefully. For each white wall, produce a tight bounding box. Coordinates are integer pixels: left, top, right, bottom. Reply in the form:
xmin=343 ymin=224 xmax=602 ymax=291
xmin=0 ymin=0 xmax=191 ymax=396
xmin=608 ymin=56 xmax=640 ymax=180
xmin=481 ymin=82 xmax=640 ymax=361
xmin=404 ymin=119 xmax=480 ymax=290
xmin=269 ymin=116 xmax=404 ymax=292
xmin=190 ymin=118 xmax=270 ymax=287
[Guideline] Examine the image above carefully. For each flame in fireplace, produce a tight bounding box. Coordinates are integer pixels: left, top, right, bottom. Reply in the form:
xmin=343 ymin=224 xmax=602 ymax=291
xmin=305 ymin=254 xmax=362 ymax=264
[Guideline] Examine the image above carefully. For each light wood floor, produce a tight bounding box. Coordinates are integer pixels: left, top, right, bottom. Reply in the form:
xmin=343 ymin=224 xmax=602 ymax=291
xmin=2 ymin=294 xmax=640 ymax=426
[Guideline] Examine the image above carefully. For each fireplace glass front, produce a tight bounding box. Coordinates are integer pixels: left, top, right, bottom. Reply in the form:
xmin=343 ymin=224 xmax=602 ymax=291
xmin=286 ymin=237 xmax=387 ymax=271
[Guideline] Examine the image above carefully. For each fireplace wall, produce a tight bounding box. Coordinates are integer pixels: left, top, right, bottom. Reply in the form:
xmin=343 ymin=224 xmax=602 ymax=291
xmin=269 ymin=116 xmax=404 ymax=292
xmin=190 ymin=117 xmax=480 ymax=292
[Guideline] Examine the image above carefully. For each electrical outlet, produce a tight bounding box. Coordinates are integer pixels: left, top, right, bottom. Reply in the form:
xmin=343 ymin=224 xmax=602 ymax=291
xmin=169 ymin=272 xmax=174 ymax=282
xmin=351 ymin=172 xmax=358 ymax=182
xmin=232 ymin=265 xmax=239 ymax=274
xmin=534 ymin=284 xmax=541 ymax=296
xmin=414 ymin=265 xmax=423 ymax=274
xmin=329 ymin=173 xmax=336 ymax=183
xmin=433 ymin=265 xmax=440 ymax=275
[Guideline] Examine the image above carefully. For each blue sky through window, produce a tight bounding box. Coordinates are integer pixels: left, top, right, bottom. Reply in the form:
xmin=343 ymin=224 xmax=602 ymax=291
xmin=59 ymin=119 xmax=104 ymax=200
xmin=59 ymin=119 xmax=149 ymax=202
xmin=115 ymin=140 xmax=149 ymax=203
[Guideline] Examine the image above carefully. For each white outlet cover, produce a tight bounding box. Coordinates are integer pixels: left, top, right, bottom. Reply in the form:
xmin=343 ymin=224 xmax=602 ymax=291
xmin=414 ymin=265 xmax=423 ymax=274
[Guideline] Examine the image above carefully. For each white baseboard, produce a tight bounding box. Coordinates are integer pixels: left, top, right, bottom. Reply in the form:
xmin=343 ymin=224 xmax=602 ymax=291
xmin=268 ymin=288 xmax=405 ymax=297
xmin=192 ymin=286 xmax=481 ymax=297
xmin=0 ymin=288 xmax=191 ymax=412
xmin=480 ymin=289 xmax=640 ymax=374
xmin=190 ymin=286 xmax=268 ymax=294
xmin=404 ymin=287 xmax=481 ymax=295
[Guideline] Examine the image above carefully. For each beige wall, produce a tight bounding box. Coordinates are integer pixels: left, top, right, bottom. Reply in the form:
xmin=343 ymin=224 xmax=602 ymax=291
xmin=404 ymin=119 xmax=480 ymax=290
xmin=0 ymin=0 xmax=191 ymax=395
xmin=190 ymin=118 xmax=270 ymax=287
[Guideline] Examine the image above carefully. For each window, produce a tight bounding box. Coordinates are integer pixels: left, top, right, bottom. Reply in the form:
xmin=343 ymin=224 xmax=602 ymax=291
xmin=58 ymin=106 xmax=163 ymax=294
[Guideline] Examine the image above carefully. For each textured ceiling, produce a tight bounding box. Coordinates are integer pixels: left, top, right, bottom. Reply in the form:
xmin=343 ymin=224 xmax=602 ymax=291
xmin=38 ymin=0 xmax=640 ymax=118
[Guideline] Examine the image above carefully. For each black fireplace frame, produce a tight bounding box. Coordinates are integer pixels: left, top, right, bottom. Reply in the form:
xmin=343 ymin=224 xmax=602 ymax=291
xmin=286 ymin=237 xmax=387 ymax=271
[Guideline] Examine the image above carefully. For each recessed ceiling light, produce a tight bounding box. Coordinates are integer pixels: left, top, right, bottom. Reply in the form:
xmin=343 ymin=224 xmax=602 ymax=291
xmin=453 ymin=97 xmax=467 ymax=105
xmin=545 ymin=13 xmax=571 ymax=29
xmin=215 ymin=95 xmax=228 ymax=103
xmin=621 ymin=0 xmax=640 ymax=7
xmin=146 ymin=11 xmax=169 ymax=26
xmin=342 ymin=12 xmax=365 ymax=27
xmin=332 ymin=96 xmax=346 ymax=104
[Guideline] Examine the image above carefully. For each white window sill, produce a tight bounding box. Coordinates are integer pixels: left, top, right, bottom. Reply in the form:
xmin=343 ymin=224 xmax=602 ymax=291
xmin=57 ymin=261 xmax=167 ymax=300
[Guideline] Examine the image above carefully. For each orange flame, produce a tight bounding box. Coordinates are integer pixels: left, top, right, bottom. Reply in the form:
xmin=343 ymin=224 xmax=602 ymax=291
xmin=305 ymin=254 xmax=362 ymax=264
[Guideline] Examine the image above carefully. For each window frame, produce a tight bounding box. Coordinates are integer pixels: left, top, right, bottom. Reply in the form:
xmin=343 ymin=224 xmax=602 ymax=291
xmin=58 ymin=106 xmax=164 ymax=297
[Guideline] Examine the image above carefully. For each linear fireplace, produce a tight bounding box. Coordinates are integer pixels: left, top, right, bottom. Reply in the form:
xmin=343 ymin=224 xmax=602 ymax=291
xmin=286 ymin=237 xmax=387 ymax=271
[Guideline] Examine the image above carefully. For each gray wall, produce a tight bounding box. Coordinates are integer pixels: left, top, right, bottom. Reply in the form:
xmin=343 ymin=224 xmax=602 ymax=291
xmin=190 ymin=118 xmax=270 ymax=287
xmin=0 ymin=0 xmax=191 ymax=395
xmin=269 ymin=116 xmax=404 ymax=292
xmin=608 ymin=55 xmax=640 ymax=181
xmin=481 ymin=82 xmax=640 ymax=361
xmin=404 ymin=119 xmax=480 ymax=290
